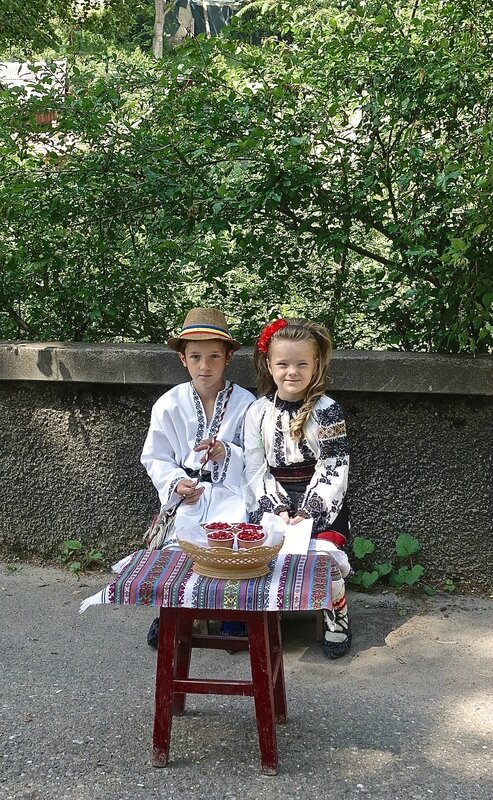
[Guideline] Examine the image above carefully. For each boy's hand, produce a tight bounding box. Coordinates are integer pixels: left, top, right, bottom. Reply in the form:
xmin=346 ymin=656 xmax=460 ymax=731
xmin=278 ymin=511 xmax=290 ymax=524
xmin=194 ymin=439 xmax=226 ymax=464
xmin=176 ymin=479 xmax=204 ymax=505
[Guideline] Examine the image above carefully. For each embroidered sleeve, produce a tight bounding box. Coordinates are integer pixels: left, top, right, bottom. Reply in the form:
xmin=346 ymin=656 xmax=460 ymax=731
xmin=210 ymin=387 xmax=255 ymax=491
xmin=211 ymin=441 xmax=231 ymax=483
xmin=297 ymin=400 xmax=349 ymax=529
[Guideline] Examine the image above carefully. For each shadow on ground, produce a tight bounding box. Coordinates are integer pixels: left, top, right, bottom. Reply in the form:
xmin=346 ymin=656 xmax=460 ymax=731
xmin=281 ymin=596 xmax=412 ymax=662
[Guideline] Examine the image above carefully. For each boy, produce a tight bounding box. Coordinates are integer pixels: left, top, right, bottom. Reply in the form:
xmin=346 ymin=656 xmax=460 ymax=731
xmin=141 ymin=307 xmax=255 ymax=647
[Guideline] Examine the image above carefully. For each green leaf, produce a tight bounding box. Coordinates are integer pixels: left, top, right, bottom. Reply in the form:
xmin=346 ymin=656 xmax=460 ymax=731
xmin=350 ymin=569 xmax=364 ymax=586
xmin=404 ymin=564 xmax=425 ymax=585
xmin=473 ymin=223 xmax=487 ymax=236
xmin=450 ymin=238 xmax=468 ymax=253
xmin=62 ymin=540 xmax=82 ymax=552
xmin=367 ymin=295 xmax=386 ymax=310
xmin=87 ymin=550 xmax=103 ymax=561
xmin=395 ymin=533 xmax=421 ymax=558
xmin=352 ymin=537 xmax=375 ymax=558
xmin=361 ymin=570 xmax=379 ymax=588
xmin=375 ymin=562 xmax=392 ymax=576
xmin=388 ymin=570 xmax=406 ymax=588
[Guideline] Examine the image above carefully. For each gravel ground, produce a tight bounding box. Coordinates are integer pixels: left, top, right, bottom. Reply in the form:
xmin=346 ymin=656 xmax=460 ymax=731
xmin=1 ymin=561 xmax=492 ymax=800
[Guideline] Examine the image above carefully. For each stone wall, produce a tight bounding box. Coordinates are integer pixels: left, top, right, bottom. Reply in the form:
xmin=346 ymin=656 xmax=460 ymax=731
xmin=1 ymin=342 xmax=492 ymax=590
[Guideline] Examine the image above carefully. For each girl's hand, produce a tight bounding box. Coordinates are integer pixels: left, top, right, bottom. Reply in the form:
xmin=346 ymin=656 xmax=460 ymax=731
xmin=288 ymin=514 xmax=306 ymax=525
xmin=194 ymin=439 xmax=226 ymax=464
xmin=176 ymin=479 xmax=205 ymax=505
xmin=278 ymin=510 xmax=290 ymax=524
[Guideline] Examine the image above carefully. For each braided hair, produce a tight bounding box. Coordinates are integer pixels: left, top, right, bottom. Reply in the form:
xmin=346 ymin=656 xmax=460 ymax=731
xmin=254 ymin=318 xmax=333 ymax=441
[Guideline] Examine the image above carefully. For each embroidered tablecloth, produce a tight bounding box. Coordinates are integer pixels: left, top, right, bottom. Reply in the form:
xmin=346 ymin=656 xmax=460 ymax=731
xmin=80 ymin=549 xmax=333 ymax=613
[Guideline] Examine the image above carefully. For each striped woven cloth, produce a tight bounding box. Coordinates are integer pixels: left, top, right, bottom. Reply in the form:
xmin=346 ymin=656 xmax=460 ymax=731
xmin=80 ymin=549 xmax=333 ymax=613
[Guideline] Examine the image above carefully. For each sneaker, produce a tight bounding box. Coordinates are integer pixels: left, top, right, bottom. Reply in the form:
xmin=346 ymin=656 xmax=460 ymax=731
xmin=147 ymin=617 xmax=160 ymax=649
xmin=323 ymin=610 xmax=352 ymax=659
xmin=220 ymin=621 xmax=247 ymax=637
xmin=220 ymin=621 xmax=247 ymax=654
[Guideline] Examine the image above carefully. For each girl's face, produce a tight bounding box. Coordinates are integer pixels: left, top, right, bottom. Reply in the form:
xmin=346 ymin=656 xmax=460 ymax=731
xmin=267 ymin=339 xmax=317 ymax=402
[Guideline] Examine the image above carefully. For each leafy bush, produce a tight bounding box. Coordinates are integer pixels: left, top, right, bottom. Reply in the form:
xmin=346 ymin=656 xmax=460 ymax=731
xmin=1 ymin=1 xmax=491 ymax=352
xmin=350 ymin=532 xmax=435 ymax=594
xmin=59 ymin=539 xmax=105 ymax=576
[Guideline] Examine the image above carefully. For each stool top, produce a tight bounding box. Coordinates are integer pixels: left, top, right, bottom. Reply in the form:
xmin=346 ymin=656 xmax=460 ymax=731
xmin=80 ymin=549 xmax=333 ymax=613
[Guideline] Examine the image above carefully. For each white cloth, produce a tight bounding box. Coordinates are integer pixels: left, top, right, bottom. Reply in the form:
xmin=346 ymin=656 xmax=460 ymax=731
xmin=141 ymin=381 xmax=255 ymax=537
xmin=242 ymin=393 xmax=351 ymax=576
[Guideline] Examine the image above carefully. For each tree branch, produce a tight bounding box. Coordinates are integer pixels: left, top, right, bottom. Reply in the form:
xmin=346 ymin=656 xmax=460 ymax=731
xmin=345 ymin=241 xmax=392 ymax=266
xmin=0 ymin=299 xmax=38 ymax=336
xmin=374 ymin=129 xmax=399 ymax=222
xmin=277 ymin=199 xmax=392 ymax=266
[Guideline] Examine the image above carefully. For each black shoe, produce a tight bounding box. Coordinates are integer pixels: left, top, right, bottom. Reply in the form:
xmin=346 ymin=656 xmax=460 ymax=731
xmin=147 ymin=617 xmax=160 ymax=649
xmin=323 ymin=612 xmax=352 ymax=659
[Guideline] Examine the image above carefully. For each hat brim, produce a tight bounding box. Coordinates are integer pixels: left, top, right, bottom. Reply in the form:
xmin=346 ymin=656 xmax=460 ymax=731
xmin=168 ymin=333 xmax=241 ymax=351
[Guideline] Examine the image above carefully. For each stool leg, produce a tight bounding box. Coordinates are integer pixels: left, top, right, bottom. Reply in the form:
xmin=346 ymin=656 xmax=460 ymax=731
xmin=173 ymin=614 xmax=194 ymax=716
xmin=152 ymin=608 xmax=177 ymax=767
xmin=268 ymin=613 xmax=287 ymax=723
xmin=247 ymin=613 xmax=278 ymax=775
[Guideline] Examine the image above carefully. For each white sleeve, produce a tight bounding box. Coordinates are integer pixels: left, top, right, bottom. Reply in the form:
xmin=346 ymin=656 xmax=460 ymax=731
xmin=140 ymin=405 xmax=188 ymax=511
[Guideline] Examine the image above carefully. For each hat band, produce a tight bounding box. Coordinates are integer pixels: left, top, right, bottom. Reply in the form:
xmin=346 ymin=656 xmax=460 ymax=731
xmin=179 ymin=324 xmax=232 ymax=341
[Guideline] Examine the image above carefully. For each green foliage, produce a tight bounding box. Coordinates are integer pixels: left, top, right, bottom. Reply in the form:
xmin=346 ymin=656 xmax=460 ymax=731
xmin=59 ymin=538 xmax=104 ymax=576
xmin=395 ymin=532 xmax=421 ymax=559
xmin=0 ymin=1 xmax=492 ymax=351
xmin=352 ymin=536 xmax=375 ymax=558
xmin=444 ymin=578 xmax=457 ymax=593
xmin=0 ymin=0 xmax=69 ymax=53
xmin=350 ymin=532 xmax=430 ymax=592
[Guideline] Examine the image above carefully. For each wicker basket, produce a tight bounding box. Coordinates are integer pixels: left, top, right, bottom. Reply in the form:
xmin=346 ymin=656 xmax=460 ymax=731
xmin=177 ymin=537 xmax=284 ymax=579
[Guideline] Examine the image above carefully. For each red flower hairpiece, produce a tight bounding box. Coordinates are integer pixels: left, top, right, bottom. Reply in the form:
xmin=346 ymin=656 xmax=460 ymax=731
xmin=256 ymin=318 xmax=288 ymax=353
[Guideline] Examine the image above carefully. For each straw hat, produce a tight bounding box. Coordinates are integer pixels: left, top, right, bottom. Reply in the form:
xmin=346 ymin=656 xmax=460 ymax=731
xmin=167 ymin=307 xmax=241 ymax=351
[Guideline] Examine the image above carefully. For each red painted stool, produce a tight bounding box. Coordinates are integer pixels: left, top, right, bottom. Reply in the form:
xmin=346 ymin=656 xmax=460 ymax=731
xmin=151 ymin=607 xmax=287 ymax=775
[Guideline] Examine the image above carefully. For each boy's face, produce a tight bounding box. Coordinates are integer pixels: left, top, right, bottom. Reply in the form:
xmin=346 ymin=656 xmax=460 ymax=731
xmin=179 ymin=339 xmax=233 ymax=394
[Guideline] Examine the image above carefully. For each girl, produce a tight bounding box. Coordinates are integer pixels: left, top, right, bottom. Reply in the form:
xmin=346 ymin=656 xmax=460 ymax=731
xmin=242 ymin=318 xmax=352 ymax=659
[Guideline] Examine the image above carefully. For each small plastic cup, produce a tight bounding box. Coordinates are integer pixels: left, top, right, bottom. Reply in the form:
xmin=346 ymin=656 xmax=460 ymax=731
xmin=237 ymin=530 xmax=266 ymax=549
xmin=206 ymin=531 xmax=235 ymax=549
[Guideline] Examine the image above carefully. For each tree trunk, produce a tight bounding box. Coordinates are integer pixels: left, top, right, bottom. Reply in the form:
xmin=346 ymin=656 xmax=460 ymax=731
xmin=152 ymin=0 xmax=165 ymax=59
xmin=203 ymin=0 xmax=212 ymax=38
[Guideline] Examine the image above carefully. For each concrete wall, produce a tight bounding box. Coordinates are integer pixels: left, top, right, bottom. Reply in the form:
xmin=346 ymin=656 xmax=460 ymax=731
xmin=1 ymin=342 xmax=492 ymax=590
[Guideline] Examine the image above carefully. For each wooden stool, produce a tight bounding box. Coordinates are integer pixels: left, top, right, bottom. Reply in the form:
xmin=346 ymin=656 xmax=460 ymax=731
xmin=151 ymin=607 xmax=287 ymax=775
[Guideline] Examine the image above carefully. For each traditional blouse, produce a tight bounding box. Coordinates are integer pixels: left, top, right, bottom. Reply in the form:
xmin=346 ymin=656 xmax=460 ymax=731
xmin=141 ymin=380 xmax=255 ymax=528
xmin=242 ymin=393 xmax=349 ymax=533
